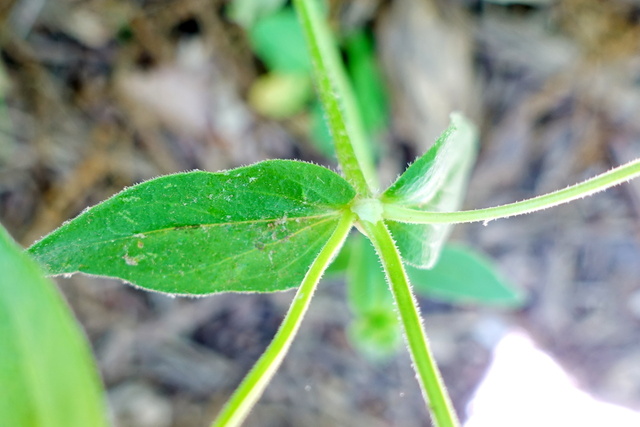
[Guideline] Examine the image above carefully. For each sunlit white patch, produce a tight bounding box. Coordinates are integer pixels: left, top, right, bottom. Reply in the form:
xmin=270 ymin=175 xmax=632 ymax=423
xmin=465 ymin=331 xmax=640 ymax=427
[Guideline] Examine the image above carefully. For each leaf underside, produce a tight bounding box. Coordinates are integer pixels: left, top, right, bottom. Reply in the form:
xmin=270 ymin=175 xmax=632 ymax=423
xmin=29 ymin=160 xmax=355 ymax=295
xmin=0 ymin=224 xmax=107 ymax=427
xmin=382 ymin=113 xmax=478 ymax=268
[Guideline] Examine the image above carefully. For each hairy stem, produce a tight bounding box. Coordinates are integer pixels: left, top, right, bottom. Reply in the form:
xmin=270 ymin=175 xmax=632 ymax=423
xmin=293 ymin=0 xmax=377 ymax=195
xmin=211 ymin=212 xmax=355 ymax=427
xmin=362 ymin=220 xmax=460 ymax=427
xmin=384 ymin=158 xmax=640 ymax=225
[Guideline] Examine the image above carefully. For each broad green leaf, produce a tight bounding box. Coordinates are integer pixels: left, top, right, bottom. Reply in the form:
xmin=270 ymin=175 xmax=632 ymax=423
xmin=250 ymin=7 xmax=311 ymax=73
xmin=409 ymin=244 xmax=525 ymax=307
xmin=346 ymin=234 xmax=401 ymax=360
xmin=29 ymin=160 xmax=355 ymax=295
xmin=382 ymin=113 xmax=478 ymax=268
xmin=0 ymin=224 xmax=108 ymax=427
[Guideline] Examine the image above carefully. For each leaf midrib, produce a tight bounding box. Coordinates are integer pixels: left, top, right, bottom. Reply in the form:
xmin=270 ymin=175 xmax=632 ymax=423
xmin=43 ymin=212 xmax=340 ymax=250
xmin=183 ymin=216 xmax=338 ymax=278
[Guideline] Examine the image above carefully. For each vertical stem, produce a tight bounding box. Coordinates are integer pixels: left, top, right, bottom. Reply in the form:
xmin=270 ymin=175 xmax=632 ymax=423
xmin=211 ymin=212 xmax=354 ymax=427
xmin=294 ymin=0 xmax=377 ymax=195
xmin=362 ymin=220 xmax=460 ymax=427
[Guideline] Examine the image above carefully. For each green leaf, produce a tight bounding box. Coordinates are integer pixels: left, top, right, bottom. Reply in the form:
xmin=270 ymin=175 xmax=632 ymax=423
xmin=409 ymin=244 xmax=525 ymax=307
xmin=310 ymin=100 xmax=336 ymax=158
xmin=0 ymin=224 xmax=108 ymax=427
xmin=310 ymin=30 xmax=388 ymax=162
xmin=348 ymin=309 xmax=401 ymax=362
xmin=344 ymin=30 xmax=388 ymax=143
xmin=346 ymin=234 xmax=401 ymax=360
xmin=382 ymin=113 xmax=478 ymax=268
xmin=29 ymin=160 xmax=355 ymax=295
xmin=347 ymin=234 xmax=392 ymax=315
xmin=250 ymin=7 xmax=312 ymax=73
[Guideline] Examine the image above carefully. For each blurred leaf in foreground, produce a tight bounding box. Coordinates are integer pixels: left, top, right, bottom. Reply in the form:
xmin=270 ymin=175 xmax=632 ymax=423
xmin=0 ymin=224 xmax=108 ymax=427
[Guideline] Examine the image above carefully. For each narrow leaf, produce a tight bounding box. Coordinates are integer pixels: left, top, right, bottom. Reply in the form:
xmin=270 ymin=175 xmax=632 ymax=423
xmin=344 ymin=29 xmax=388 ymax=143
xmin=382 ymin=113 xmax=478 ymax=268
xmin=346 ymin=234 xmax=401 ymax=360
xmin=409 ymin=244 xmax=525 ymax=307
xmin=347 ymin=234 xmax=393 ymax=315
xmin=29 ymin=160 xmax=355 ymax=295
xmin=0 ymin=224 xmax=108 ymax=427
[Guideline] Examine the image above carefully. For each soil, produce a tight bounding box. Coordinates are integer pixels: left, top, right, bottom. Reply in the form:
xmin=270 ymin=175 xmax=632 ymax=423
xmin=2 ymin=0 xmax=640 ymax=426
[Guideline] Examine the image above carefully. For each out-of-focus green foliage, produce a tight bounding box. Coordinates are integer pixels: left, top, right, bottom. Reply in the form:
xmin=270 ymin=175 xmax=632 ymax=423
xmin=0 ymin=224 xmax=108 ymax=427
xmin=409 ymin=245 xmax=525 ymax=307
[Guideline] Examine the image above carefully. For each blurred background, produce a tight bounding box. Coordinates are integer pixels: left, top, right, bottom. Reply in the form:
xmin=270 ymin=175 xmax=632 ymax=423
xmin=2 ymin=0 xmax=640 ymax=425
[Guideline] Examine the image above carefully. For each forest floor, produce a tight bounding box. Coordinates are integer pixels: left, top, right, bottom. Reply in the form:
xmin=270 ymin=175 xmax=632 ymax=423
xmin=2 ymin=0 xmax=640 ymax=426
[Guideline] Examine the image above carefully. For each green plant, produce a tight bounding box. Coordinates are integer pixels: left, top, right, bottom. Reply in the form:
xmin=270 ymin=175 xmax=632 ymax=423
xmin=234 ymin=0 xmax=387 ymax=159
xmin=0 ymin=223 xmax=108 ymax=427
xmin=235 ymin=0 xmax=519 ymax=364
xmin=3 ymin=0 xmax=640 ymax=426
xmin=340 ymin=234 xmax=523 ymax=362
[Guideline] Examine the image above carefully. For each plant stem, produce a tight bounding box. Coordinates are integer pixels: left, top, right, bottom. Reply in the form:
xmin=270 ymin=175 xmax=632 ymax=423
xmin=293 ymin=0 xmax=377 ymax=196
xmin=362 ymin=220 xmax=460 ymax=427
xmin=211 ymin=212 xmax=355 ymax=427
xmin=384 ymin=158 xmax=640 ymax=225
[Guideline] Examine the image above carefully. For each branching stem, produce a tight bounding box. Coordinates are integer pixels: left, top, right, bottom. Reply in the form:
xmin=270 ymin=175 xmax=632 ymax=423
xmin=362 ymin=220 xmax=459 ymax=427
xmin=293 ymin=0 xmax=461 ymax=425
xmin=211 ymin=212 xmax=354 ymax=427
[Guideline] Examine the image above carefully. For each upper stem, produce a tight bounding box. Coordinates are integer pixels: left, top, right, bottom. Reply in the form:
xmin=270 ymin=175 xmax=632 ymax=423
xmin=362 ymin=220 xmax=460 ymax=427
xmin=293 ymin=0 xmax=377 ymax=196
xmin=211 ymin=212 xmax=355 ymax=427
xmin=384 ymin=158 xmax=640 ymax=225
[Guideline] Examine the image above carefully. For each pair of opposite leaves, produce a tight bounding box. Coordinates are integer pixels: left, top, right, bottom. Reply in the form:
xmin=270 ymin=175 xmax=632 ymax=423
xmin=29 ymin=114 xmax=475 ymax=296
